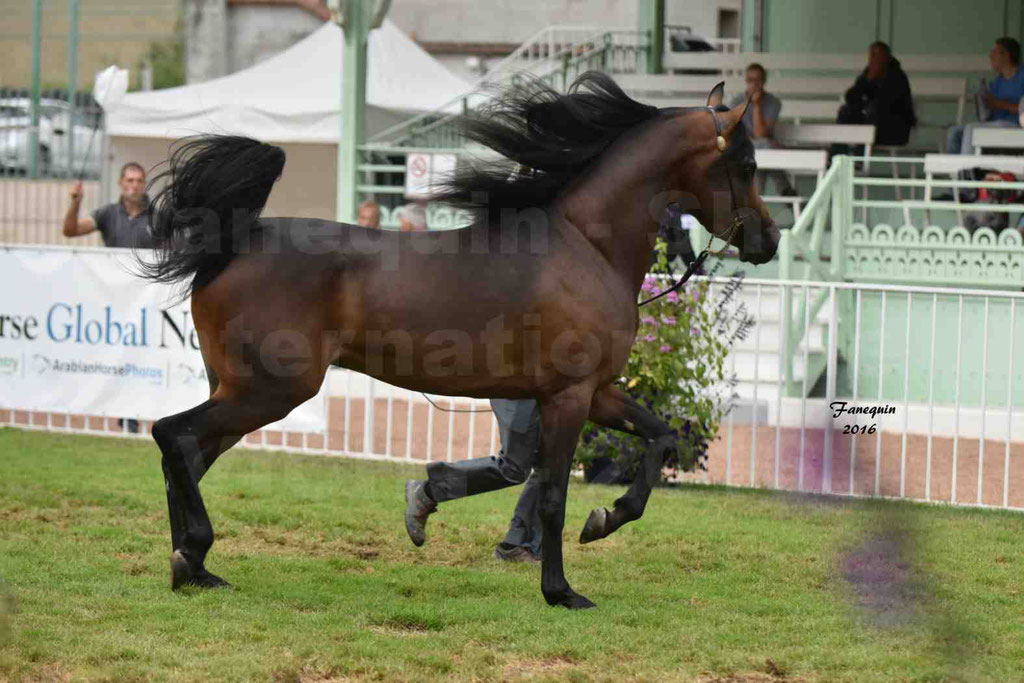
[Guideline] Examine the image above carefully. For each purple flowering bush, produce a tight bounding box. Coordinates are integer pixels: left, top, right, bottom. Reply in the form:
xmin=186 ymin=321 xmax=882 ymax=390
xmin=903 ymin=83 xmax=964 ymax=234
xmin=577 ymin=238 xmax=730 ymax=481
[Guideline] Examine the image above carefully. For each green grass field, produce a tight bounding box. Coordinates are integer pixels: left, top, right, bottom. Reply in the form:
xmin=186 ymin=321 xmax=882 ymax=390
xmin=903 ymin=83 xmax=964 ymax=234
xmin=2 ymin=427 xmax=1024 ymax=682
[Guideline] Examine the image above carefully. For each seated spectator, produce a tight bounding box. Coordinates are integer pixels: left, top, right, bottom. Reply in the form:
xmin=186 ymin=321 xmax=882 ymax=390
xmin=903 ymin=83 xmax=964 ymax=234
xmin=947 ymin=37 xmax=1024 ymax=154
xmin=398 ymin=203 xmax=428 ymax=232
xmin=356 ymin=200 xmax=381 ymax=229
xmin=834 ymin=42 xmax=916 ymax=154
xmin=727 ymin=63 xmax=796 ymax=196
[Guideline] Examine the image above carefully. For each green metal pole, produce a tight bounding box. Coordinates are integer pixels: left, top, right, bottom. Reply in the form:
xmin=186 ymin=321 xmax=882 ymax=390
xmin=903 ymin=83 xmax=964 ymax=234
xmin=336 ymin=0 xmax=369 ymax=224
xmin=741 ymin=0 xmax=762 ymax=52
xmin=67 ymin=0 xmax=80 ymax=179
xmin=777 ymin=232 xmax=794 ymax=394
xmin=639 ymin=0 xmax=664 ymax=75
xmin=29 ymin=0 xmax=42 ymax=179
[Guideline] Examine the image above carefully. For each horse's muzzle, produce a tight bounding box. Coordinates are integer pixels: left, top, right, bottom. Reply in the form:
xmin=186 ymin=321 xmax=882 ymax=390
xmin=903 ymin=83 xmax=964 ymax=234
xmin=739 ymin=219 xmax=780 ymax=265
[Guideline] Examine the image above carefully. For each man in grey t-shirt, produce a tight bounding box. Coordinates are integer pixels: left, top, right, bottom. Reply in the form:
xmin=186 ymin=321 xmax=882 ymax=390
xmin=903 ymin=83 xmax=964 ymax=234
xmin=62 ymin=161 xmax=154 ymax=434
xmin=727 ymin=63 xmax=796 ymax=196
xmin=63 ymin=161 xmax=155 ymax=249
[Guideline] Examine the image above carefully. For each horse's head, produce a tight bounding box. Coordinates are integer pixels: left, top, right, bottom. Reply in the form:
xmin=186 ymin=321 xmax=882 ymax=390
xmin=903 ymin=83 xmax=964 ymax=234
xmin=666 ymin=83 xmax=780 ymax=265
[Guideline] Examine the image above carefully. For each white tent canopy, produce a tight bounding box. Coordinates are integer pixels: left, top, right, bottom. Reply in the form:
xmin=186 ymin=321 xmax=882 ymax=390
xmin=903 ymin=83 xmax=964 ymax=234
xmin=105 ymin=20 xmax=472 ymax=142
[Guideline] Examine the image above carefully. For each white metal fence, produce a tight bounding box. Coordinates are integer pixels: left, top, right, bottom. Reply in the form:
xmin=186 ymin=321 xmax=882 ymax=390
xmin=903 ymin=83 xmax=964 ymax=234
xmin=4 ymin=277 xmax=1023 ymax=510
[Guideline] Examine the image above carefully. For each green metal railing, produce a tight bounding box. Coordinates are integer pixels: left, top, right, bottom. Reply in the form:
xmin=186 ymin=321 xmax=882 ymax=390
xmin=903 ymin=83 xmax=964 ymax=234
xmin=367 ymin=28 xmax=649 ymax=148
xmin=776 ymin=153 xmax=1024 ymax=396
xmin=776 ymin=155 xmax=852 ymax=393
xmin=354 ymin=28 xmax=649 ymax=212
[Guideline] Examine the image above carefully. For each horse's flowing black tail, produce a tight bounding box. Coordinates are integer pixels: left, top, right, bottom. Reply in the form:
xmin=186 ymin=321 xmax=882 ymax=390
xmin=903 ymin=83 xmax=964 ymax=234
xmin=140 ymin=135 xmax=285 ymax=295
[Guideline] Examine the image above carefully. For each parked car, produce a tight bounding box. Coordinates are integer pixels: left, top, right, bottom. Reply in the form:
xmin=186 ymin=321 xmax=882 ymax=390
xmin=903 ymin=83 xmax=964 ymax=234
xmin=0 ymin=97 xmax=102 ymax=177
xmin=666 ymin=26 xmax=720 ymax=75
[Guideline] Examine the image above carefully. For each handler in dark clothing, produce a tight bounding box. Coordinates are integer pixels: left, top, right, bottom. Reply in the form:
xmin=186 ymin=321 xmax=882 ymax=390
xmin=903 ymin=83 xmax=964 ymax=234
xmin=405 ymin=205 xmax=701 ymax=562
xmin=63 ymin=161 xmax=155 ymax=249
xmin=833 ymin=42 xmax=916 ymax=154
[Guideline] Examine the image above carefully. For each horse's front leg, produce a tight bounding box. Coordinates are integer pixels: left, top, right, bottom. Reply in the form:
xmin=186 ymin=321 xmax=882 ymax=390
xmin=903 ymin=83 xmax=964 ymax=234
xmin=579 ymin=383 xmax=704 ymax=544
xmin=536 ymin=385 xmax=596 ymax=609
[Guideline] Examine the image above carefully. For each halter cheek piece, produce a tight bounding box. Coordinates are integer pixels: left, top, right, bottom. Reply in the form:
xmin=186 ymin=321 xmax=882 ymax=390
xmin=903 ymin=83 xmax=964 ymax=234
xmin=704 ymin=106 xmax=747 ymax=255
xmin=638 ymin=106 xmax=750 ymax=307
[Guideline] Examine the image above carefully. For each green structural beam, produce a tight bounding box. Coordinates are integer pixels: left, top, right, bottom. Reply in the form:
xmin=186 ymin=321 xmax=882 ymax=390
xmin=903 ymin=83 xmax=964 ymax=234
xmin=741 ymin=0 xmax=762 ymax=52
xmin=335 ymin=0 xmax=390 ymax=224
xmin=638 ymin=0 xmax=664 ymax=75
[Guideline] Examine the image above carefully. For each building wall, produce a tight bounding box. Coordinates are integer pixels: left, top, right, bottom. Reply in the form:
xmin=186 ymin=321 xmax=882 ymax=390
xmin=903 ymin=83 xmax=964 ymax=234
xmin=761 ymin=0 xmax=1024 ymax=54
xmin=186 ymin=0 xmax=228 ymax=83
xmin=0 ymin=0 xmax=181 ymax=88
xmin=665 ymin=0 xmax=742 ymax=41
xmin=227 ymin=5 xmax=324 ymax=74
xmin=386 ymin=0 xmax=738 ymax=43
xmin=387 ymin=0 xmax=738 ymax=80
xmin=386 ymin=0 xmax=635 ymax=45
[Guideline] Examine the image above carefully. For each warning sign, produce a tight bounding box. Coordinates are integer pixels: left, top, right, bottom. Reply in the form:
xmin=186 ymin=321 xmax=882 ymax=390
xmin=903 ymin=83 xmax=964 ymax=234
xmin=404 ymin=153 xmax=456 ymax=199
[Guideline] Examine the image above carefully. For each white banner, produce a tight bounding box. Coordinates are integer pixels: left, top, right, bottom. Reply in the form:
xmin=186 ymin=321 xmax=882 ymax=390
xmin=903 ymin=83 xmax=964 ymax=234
xmin=0 ymin=246 xmax=326 ymax=432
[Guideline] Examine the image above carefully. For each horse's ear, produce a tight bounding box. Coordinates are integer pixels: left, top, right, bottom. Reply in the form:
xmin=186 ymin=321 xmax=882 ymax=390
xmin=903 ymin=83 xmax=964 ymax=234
xmin=706 ymin=81 xmax=725 ymax=108
xmin=726 ymin=96 xmax=752 ymax=133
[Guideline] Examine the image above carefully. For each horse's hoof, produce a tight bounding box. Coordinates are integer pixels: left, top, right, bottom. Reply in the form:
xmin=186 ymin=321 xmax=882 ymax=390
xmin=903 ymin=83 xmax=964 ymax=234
xmin=170 ymin=550 xmax=192 ymax=591
xmin=192 ymin=569 xmax=232 ymax=589
xmin=170 ymin=550 xmax=231 ymax=591
xmin=579 ymin=507 xmax=608 ymax=544
xmin=546 ymin=589 xmax=597 ymax=610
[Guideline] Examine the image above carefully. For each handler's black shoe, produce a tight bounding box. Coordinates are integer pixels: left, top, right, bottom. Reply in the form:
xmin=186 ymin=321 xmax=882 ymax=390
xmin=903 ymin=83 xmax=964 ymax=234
xmin=494 ymin=544 xmax=541 ymax=563
xmin=404 ymin=480 xmax=436 ymax=547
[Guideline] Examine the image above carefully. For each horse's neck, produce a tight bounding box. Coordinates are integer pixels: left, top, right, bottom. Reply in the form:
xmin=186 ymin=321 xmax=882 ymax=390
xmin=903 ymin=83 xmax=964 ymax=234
xmin=561 ymin=127 xmax=674 ymax=294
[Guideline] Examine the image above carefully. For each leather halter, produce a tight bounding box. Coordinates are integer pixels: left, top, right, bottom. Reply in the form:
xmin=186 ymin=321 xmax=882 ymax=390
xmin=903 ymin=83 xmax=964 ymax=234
xmin=638 ymin=106 xmax=750 ymax=307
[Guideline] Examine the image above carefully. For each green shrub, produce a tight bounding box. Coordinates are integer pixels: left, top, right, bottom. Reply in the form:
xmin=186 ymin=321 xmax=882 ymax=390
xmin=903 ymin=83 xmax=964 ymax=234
xmin=576 ymin=238 xmax=748 ymax=481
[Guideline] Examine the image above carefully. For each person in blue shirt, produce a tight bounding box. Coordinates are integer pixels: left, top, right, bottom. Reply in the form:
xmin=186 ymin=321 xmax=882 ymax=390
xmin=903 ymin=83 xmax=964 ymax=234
xmin=946 ymin=37 xmax=1024 ymax=154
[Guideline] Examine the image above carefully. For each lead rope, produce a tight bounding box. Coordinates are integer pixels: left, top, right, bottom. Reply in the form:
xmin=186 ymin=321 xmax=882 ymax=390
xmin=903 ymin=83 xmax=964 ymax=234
xmin=420 ymin=393 xmax=493 ymax=414
xmin=637 ymin=217 xmax=740 ymax=307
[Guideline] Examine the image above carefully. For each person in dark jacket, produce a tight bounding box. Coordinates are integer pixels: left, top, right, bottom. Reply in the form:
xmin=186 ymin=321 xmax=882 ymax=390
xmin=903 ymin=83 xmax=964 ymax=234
xmin=833 ymin=42 xmax=917 ymax=154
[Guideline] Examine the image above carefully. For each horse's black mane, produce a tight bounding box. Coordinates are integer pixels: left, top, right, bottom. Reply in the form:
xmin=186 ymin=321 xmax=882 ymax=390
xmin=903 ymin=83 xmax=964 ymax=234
xmin=434 ymin=71 xmax=660 ymax=217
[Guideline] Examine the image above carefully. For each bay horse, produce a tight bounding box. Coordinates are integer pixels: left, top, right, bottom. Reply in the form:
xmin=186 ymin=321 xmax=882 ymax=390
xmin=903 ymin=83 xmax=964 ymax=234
xmin=142 ymin=71 xmax=779 ymax=609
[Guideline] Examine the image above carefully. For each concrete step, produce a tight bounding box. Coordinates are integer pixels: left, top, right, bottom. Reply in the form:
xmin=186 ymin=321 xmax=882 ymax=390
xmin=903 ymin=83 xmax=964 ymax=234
xmin=727 ymin=352 xmax=823 ymax=384
xmin=728 ymin=323 xmax=827 ymax=352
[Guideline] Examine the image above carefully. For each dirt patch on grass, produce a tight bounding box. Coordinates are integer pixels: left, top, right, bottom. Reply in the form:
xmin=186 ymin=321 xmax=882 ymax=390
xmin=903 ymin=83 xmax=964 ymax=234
xmin=368 ymin=613 xmax=448 ymax=635
xmin=698 ymin=662 xmax=807 ymax=683
xmin=12 ymin=662 xmax=74 ymax=682
xmin=698 ymin=675 xmax=805 ymax=683
xmin=502 ymin=654 xmax=580 ymax=679
xmin=216 ymin=527 xmax=384 ymax=561
xmin=271 ymin=661 xmax=358 ymax=683
xmin=366 ymin=623 xmax=430 ymax=638
xmin=115 ymin=552 xmax=150 ymax=577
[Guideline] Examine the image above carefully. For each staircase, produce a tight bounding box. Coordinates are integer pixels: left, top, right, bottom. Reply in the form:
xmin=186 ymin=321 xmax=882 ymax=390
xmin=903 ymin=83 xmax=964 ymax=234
xmin=364 ymin=27 xmax=649 ymax=149
xmin=722 ymin=283 xmax=832 ymax=402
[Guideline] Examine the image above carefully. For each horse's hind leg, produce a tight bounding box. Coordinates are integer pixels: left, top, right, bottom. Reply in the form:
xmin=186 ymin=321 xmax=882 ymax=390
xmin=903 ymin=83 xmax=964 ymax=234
xmin=153 ymin=392 xmax=300 ymax=590
xmin=579 ymin=383 xmax=701 ymax=544
xmin=161 ymin=362 xmax=222 ymax=564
